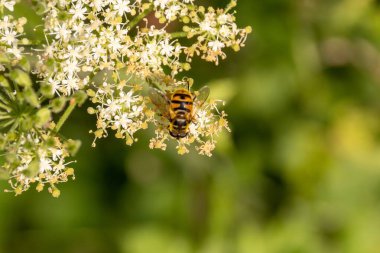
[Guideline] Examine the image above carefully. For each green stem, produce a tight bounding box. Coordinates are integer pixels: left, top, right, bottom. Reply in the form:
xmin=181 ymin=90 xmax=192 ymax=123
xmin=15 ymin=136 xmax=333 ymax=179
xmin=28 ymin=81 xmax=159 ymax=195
xmin=54 ymin=99 xmax=77 ymax=133
xmin=170 ymin=31 xmax=188 ymax=39
xmin=128 ymin=4 xmax=154 ymax=29
xmin=225 ymin=0 xmax=237 ymax=13
xmin=18 ymin=44 xmax=40 ymax=47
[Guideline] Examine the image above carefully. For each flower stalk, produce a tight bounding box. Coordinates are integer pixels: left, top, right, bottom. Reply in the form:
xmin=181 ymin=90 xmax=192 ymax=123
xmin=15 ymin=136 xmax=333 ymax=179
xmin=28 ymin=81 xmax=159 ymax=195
xmin=128 ymin=3 xmax=154 ymax=29
xmin=169 ymin=31 xmax=188 ymax=39
xmin=54 ymin=99 xmax=77 ymax=133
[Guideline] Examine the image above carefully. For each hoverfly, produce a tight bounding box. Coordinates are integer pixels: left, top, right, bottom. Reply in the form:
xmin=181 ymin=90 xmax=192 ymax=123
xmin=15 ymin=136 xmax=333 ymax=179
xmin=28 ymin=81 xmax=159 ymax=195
xmin=148 ymin=84 xmax=210 ymax=139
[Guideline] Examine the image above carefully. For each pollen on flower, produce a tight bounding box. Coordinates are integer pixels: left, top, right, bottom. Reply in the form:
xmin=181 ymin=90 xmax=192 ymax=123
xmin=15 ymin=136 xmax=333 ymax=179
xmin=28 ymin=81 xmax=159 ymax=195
xmin=176 ymin=142 xmax=190 ymax=155
xmin=149 ymin=129 xmax=168 ymax=151
xmin=49 ymin=186 xmax=61 ymax=198
xmin=36 ymin=183 xmax=44 ymax=192
xmin=196 ymin=141 xmax=216 ymax=157
xmin=65 ymin=168 xmax=75 ymax=176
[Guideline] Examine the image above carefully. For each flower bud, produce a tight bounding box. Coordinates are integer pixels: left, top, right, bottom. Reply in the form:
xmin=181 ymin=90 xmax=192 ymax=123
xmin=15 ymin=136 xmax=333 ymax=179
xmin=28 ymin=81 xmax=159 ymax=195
xmin=115 ymin=131 xmax=123 ymax=138
xmin=73 ymin=91 xmax=87 ymax=106
xmin=51 ymin=97 xmax=66 ymax=113
xmin=126 ymin=134 xmax=133 ymax=145
xmin=25 ymin=158 xmax=40 ymax=178
xmin=65 ymin=168 xmax=75 ymax=176
xmin=23 ymin=87 xmax=40 ymax=108
xmin=86 ymin=89 xmax=96 ymax=97
xmin=15 ymin=186 xmax=23 ymax=196
xmin=232 ymin=44 xmax=240 ymax=52
xmin=35 ymin=108 xmax=51 ymax=128
xmin=45 ymin=136 xmax=57 ymax=147
xmin=66 ymin=139 xmax=81 ymax=156
xmin=182 ymin=63 xmax=191 ymax=71
xmin=6 ymin=132 xmax=17 ymax=141
xmin=183 ymin=26 xmax=191 ymax=32
xmin=87 ymin=107 xmax=96 ymax=114
xmin=228 ymin=0 xmax=237 ymax=8
xmin=36 ymin=183 xmax=44 ymax=192
xmin=5 ymin=153 xmax=18 ymax=165
xmin=8 ymin=69 xmax=31 ymax=87
xmin=18 ymin=57 xmax=31 ymax=72
xmin=50 ymin=187 xmax=61 ymax=198
xmin=20 ymin=117 xmax=34 ymax=131
xmin=0 ymin=50 xmax=10 ymax=63
xmin=0 ymin=75 xmax=10 ymax=88
xmin=182 ymin=16 xmax=190 ymax=24
xmin=40 ymin=83 xmax=54 ymax=98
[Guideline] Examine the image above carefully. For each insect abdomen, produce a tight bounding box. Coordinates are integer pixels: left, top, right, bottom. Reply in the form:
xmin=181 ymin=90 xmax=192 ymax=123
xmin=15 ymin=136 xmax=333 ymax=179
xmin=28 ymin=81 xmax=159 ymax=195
xmin=167 ymin=89 xmax=194 ymax=138
xmin=170 ymin=90 xmax=193 ymax=113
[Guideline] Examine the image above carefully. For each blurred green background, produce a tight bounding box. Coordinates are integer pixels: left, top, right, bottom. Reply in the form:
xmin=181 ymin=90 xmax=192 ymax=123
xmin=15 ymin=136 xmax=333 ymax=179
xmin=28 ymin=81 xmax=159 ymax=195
xmin=2 ymin=0 xmax=380 ymax=252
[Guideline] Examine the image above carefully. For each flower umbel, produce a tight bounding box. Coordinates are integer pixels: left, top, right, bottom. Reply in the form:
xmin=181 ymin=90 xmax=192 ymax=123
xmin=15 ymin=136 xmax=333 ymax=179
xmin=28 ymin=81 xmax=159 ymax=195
xmin=0 ymin=0 xmax=250 ymax=195
xmin=32 ymin=0 xmax=248 ymax=155
xmin=1 ymin=130 xmax=76 ymax=196
xmin=87 ymin=77 xmax=149 ymax=147
xmin=0 ymin=53 xmax=81 ymax=196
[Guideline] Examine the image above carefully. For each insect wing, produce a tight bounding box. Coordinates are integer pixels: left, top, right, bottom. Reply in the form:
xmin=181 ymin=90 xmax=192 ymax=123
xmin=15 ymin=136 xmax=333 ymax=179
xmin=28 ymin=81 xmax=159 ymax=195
xmin=146 ymin=74 xmax=175 ymax=90
xmin=148 ymin=88 xmax=169 ymax=115
xmin=195 ymin=86 xmax=210 ymax=106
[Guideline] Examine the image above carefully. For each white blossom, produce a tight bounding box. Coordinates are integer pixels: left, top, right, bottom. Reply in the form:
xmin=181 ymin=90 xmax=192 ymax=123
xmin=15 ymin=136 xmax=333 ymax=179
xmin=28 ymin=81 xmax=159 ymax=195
xmin=0 ymin=0 xmax=15 ymax=11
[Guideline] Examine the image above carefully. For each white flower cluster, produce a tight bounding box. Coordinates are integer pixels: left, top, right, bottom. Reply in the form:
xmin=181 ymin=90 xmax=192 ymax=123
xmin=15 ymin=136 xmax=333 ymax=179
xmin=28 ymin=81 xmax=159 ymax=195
xmin=0 ymin=0 xmax=79 ymax=195
xmin=187 ymin=4 xmax=250 ymax=64
xmin=0 ymin=0 xmax=24 ymax=62
xmin=1 ymin=130 xmax=75 ymax=197
xmin=0 ymin=0 xmax=249 ymax=198
xmin=87 ymin=80 xmax=149 ymax=147
xmin=0 ymin=0 xmax=249 ymax=196
xmin=153 ymin=0 xmax=193 ymax=21
xmin=32 ymin=0 xmax=249 ymax=155
xmin=0 ymin=13 xmax=26 ymax=64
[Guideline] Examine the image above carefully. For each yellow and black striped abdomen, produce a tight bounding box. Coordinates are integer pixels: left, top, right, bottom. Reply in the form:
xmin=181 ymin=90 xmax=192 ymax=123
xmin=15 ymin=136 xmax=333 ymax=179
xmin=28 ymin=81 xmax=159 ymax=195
xmin=169 ymin=89 xmax=194 ymax=117
xmin=167 ymin=89 xmax=194 ymax=138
